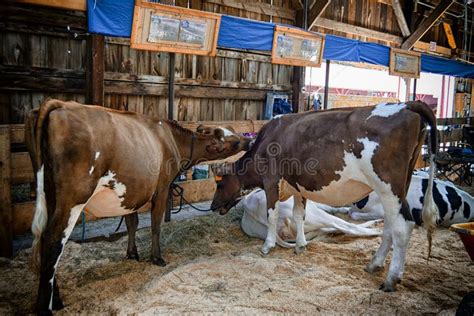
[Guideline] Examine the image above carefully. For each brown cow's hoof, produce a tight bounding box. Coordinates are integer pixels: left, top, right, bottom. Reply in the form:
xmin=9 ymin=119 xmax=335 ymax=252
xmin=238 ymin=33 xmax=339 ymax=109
xmin=294 ymin=246 xmax=306 ymax=255
xmin=153 ymin=257 xmax=167 ymax=266
xmin=127 ymin=253 xmax=140 ymax=261
xmin=379 ymin=282 xmax=397 ymax=292
xmin=364 ymin=264 xmax=383 ymax=274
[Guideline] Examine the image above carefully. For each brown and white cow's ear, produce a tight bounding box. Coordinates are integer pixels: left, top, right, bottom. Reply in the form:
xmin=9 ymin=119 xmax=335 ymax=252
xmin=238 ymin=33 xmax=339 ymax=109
xmin=213 ymin=128 xmax=224 ymax=140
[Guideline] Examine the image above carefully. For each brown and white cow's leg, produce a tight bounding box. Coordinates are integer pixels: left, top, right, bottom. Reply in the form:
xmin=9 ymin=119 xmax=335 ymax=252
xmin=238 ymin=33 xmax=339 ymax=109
xmin=292 ymin=195 xmax=307 ymax=254
xmin=381 ymin=201 xmax=414 ymax=291
xmin=261 ymin=180 xmax=280 ymax=255
xmin=368 ymin=191 xmax=414 ymax=292
xmin=150 ymin=189 xmax=169 ymax=266
xmin=36 ymin=201 xmax=84 ymax=314
xmin=125 ymin=212 xmax=139 ymax=260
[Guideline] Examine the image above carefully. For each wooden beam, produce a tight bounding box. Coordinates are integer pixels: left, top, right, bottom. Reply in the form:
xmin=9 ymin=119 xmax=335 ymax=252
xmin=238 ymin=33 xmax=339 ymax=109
xmin=401 ymin=0 xmax=455 ymax=50
xmin=311 ymin=18 xmax=452 ymax=57
xmin=391 ymin=0 xmax=411 ymax=37
xmin=15 ymin=0 xmax=87 ymax=11
xmin=308 ymin=0 xmax=331 ymax=29
xmin=443 ymin=22 xmax=457 ymax=49
xmin=104 ymin=81 xmax=268 ymax=100
xmin=312 ymin=17 xmax=402 ymax=43
xmin=0 ymin=73 xmax=85 ymax=93
xmin=87 ymin=34 xmax=105 ymax=106
xmin=204 ymin=0 xmax=296 ymax=21
xmin=0 ymin=126 xmax=12 ymax=257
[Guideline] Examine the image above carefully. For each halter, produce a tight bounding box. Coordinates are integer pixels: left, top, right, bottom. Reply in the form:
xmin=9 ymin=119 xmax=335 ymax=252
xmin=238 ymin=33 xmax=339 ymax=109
xmin=179 ymin=132 xmax=195 ymax=173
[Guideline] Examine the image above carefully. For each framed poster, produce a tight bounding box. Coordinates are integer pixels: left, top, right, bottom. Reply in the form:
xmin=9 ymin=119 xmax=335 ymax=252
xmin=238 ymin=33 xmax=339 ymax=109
xmin=271 ymin=26 xmax=325 ymax=67
xmin=130 ymin=1 xmax=221 ymax=56
xmin=389 ymin=48 xmax=421 ymax=79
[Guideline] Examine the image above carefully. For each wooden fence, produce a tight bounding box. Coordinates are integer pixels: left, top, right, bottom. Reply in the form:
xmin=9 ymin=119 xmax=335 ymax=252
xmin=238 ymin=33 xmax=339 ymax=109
xmin=0 ymin=120 xmax=265 ymax=257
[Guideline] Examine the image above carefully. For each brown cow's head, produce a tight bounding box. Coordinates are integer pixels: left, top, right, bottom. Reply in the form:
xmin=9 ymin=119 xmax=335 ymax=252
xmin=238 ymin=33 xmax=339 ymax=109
xmin=211 ymin=164 xmax=242 ymax=215
xmin=196 ymin=125 xmax=252 ymax=158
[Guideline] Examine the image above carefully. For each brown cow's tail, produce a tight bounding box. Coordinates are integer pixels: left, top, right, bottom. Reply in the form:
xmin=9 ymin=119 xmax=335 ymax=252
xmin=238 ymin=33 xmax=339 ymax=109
xmin=407 ymin=101 xmax=439 ymax=258
xmin=31 ymin=99 xmax=67 ymax=272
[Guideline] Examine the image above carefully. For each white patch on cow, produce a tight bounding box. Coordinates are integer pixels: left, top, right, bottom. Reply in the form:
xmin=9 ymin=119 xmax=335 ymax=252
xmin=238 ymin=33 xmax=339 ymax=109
xmin=273 ymin=114 xmax=283 ymax=119
xmin=84 ymin=170 xmax=133 ymax=217
xmin=48 ymin=203 xmax=84 ymax=310
xmin=159 ymin=121 xmax=162 ymax=125
xmin=367 ymin=102 xmax=406 ymax=120
xmin=89 ymin=166 xmax=95 ymax=175
xmin=219 ymin=127 xmax=234 ymax=137
xmin=262 ymin=201 xmax=280 ymax=254
xmin=294 ymin=137 xmax=386 ymax=207
xmin=95 ymin=151 xmax=100 ymax=160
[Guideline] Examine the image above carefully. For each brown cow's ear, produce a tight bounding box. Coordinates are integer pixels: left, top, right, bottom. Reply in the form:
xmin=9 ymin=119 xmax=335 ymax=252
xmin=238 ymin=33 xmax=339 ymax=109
xmin=214 ymin=128 xmax=224 ymax=139
xmin=196 ymin=125 xmax=206 ymax=134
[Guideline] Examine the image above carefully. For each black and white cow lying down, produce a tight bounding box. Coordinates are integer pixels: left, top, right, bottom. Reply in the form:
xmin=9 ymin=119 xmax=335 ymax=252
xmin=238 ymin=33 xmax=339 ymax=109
xmin=326 ymin=171 xmax=474 ymax=226
xmin=242 ymin=189 xmax=382 ymax=247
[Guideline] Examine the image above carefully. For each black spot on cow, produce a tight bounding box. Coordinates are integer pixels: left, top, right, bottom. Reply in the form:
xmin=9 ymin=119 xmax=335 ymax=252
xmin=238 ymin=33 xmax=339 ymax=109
xmin=355 ymin=195 xmax=369 ymax=209
xmin=411 ymin=208 xmax=423 ymax=226
xmin=420 ymin=178 xmax=428 ymax=205
xmin=446 ymin=186 xmax=462 ymax=220
xmin=464 ymin=202 xmax=471 ymax=220
xmin=400 ymin=201 xmax=414 ymax=222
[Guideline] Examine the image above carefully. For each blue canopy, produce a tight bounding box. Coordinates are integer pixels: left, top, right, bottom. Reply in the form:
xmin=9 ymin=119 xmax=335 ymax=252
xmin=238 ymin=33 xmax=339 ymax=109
xmin=87 ymin=1 xmax=474 ymax=79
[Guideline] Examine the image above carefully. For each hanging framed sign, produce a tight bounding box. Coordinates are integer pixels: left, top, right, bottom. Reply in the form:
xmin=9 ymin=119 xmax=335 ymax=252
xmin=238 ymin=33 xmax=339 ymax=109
xmin=271 ymin=26 xmax=325 ymax=67
xmin=389 ymin=48 xmax=421 ymax=79
xmin=130 ymin=1 xmax=221 ymax=56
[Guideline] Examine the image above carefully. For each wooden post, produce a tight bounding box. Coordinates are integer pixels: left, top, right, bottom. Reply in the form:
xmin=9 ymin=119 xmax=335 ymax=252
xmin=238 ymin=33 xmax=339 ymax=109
xmin=86 ymin=34 xmax=105 ymax=106
xmin=404 ymin=77 xmax=412 ymax=102
xmin=413 ymin=79 xmax=417 ymax=101
xmin=165 ymin=53 xmax=176 ymax=223
xmin=323 ymin=60 xmax=331 ymax=109
xmin=0 ymin=125 xmax=12 ymax=257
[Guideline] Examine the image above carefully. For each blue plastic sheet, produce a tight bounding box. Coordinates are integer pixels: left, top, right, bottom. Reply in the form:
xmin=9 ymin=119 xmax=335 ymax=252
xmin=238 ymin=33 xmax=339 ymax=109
xmin=87 ymin=3 xmax=474 ymax=78
xmin=217 ymin=15 xmax=275 ymax=51
xmin=88 ymin=0 xmax=134 ymax=37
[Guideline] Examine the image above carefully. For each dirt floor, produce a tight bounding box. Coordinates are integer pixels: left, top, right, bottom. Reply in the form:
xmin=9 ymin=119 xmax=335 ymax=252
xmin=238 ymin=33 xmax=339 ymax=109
xmin=1 ymin=203 xmax=473 ymax=315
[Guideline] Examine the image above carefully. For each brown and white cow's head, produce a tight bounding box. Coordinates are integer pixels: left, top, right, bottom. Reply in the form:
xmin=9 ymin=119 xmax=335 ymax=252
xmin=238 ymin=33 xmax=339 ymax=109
xmin=211 ymin=163 xmax=243 ymax=214
xmin=196 ymin=125 xmax=252 ymax=157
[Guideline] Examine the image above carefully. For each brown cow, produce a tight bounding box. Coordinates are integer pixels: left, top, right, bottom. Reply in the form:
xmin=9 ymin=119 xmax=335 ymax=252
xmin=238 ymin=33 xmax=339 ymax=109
xmin=27 ymin=99 xmax=250 ymax=314
xmin=211 ymin=101 xmax=438 ymax=293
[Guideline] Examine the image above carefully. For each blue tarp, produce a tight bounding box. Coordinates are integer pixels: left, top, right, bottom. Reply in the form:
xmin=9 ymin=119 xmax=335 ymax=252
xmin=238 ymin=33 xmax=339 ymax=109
xmin=218 ymin=15 xmax=275 ymax=51
xmin=88 ymin=0 xmax=134 ymax=37
xmin=87 ymin=3 xmax=474 ymax=79
xmin=324 ymin=34 xmax=474 ymax=79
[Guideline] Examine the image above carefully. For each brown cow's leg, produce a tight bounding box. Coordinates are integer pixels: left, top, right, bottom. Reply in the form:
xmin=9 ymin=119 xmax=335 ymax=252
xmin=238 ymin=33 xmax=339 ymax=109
xmin=150 ymin=190 xmax=169 ymax=266
xmin=36 ymin=203 xmax=83 ymax=314
xmin=125 ymin=213 xmax=139 ymax=260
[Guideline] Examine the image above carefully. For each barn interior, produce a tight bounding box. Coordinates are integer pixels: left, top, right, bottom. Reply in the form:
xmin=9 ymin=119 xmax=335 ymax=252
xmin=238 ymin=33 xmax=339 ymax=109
xmin=1 ymin=0 xmax=474 ymax=314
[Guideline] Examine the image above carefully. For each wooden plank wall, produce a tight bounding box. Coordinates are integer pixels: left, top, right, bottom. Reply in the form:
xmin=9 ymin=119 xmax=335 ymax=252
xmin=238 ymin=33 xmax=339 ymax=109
xmin=312 ymin=0 xmax=453 ymax=48
xmin=0 ymin=1 xmax=295 ymax=124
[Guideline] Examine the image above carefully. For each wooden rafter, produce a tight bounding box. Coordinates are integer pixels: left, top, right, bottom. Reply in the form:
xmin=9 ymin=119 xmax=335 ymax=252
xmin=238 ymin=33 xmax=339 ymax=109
xmin=391 ymin=0 xmax=410 ymax=37
xmin=308 ymin=0 xmax=331 ymax=29
xmin=310 ymin=17 xmax=452 ymax=57
xmin=401 ymin=0 xmax=455 ymax=50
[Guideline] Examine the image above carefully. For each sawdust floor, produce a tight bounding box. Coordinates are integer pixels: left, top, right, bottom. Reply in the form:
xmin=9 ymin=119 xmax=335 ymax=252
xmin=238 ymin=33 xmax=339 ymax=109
xmin=1 ymin=205 xmax=473 ymax=314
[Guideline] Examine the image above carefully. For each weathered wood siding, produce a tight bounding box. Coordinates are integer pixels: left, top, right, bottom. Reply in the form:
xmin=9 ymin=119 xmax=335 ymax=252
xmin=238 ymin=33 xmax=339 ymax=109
xmin=0 ymin=1 xmax=294 ymax=124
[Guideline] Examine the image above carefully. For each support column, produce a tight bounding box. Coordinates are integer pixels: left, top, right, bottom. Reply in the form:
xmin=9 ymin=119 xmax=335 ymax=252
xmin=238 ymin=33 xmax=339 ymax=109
xmin=86 ymin=34 xmax=104 ymax=106
xmin=323 ymin=60 xmax=331 ymax=109
xmin=0 ymin=126 xmax=12 ymax=257
xmin=165 ymin=53 xmax=176 ymax=223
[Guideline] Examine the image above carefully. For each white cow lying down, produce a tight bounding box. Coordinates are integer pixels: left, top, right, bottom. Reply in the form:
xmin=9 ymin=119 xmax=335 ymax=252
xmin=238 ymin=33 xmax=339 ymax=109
xmin=327 ymin=171 xmax=474 ymax=227
xmin=242 ymin=189 xmax=382 ymax=248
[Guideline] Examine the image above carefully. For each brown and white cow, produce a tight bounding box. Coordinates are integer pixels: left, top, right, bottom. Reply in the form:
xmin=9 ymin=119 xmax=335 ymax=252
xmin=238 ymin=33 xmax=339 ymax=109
xmin=26 ymin=99 xmax=250 ymax=314
xmin=211 ymin=101 xmax=438 ymax=292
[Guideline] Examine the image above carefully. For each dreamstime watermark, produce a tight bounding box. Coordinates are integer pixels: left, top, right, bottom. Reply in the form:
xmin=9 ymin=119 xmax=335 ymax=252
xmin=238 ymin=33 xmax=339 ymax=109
xmin=145 ymin=142 xmax=319 ymax=177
